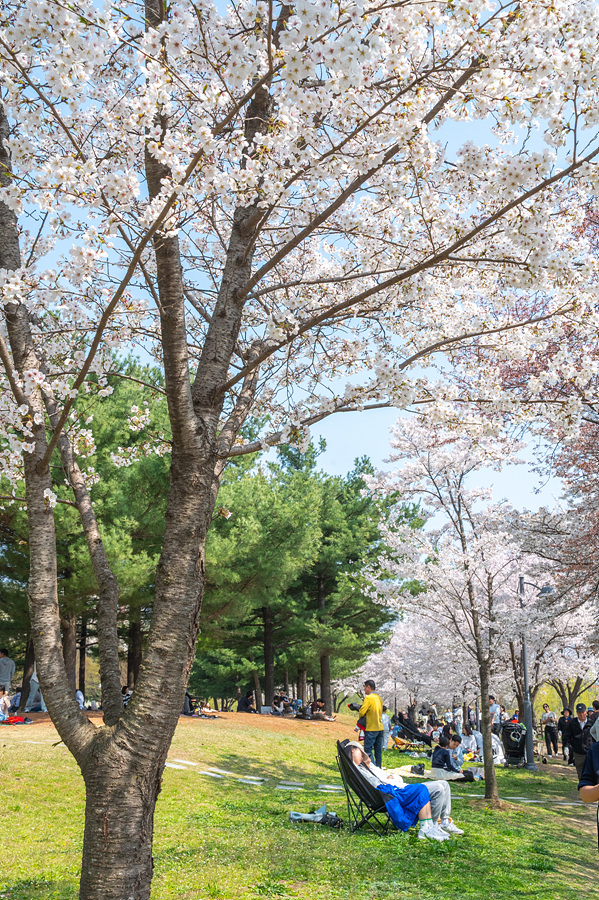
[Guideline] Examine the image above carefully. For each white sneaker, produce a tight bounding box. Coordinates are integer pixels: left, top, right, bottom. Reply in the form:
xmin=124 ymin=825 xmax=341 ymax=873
xmin=418 ymin=822 xmax=450 ymax=842
xmin=440 ymin=818 xmax=464 ymax=835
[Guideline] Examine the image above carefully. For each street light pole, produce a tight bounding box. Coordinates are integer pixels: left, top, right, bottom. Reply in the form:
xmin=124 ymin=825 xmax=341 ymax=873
xmin=519 ymin=575 xmax=538 ymax=772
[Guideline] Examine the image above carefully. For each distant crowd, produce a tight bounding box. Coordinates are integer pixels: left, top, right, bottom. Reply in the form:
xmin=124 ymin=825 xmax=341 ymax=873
xmin=237 ymin=690 xmax=335 ymax=721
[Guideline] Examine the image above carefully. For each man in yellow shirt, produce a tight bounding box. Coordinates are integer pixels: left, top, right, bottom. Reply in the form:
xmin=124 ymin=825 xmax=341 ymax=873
xmin=359 ymin=679 xmax=384 ymax=767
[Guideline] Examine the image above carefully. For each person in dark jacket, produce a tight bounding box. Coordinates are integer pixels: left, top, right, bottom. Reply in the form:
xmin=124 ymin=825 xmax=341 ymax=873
xmin=238 ymin=691 xmax=256 ymax=713
xmin=557 ymin=708 xmax=573 ymax=765
xmin=566 ymin=703 xmax=594 ymax=778
xmin=577 ymin=741 xmax=599 ymax=848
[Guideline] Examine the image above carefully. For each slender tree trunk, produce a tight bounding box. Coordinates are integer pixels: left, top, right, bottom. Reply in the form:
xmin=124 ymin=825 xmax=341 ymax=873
xmin=262 ymin=606 xmax=275 ymax=705
xmin=79 ymin=616 xmax=87 ymax=696
xmin=62 ymin=613 xmax=78 ymax=694
xmin=17 ymin=636 xmax=35 ymax=714
xmin=298 ymin=669 xmax=307 ymax=706
xmin=127 ymin=618 xmax=143 ymax=688
xmin=479 ymin=663 xmax=499 ymax=802
xmin=284 ymin=668 xmax=290 ymax=698
xmin=320 ymin=654 xmax=332 ymax=715
xmin=312 ymin=679 xmax=318 ymax=702
xmin=317 ymin=574 xmax=332 ymax=714
xmin=252 ymin=670 xmax=263 ymax=710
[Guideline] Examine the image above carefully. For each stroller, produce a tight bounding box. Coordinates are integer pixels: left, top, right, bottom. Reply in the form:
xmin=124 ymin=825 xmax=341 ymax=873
xmin=501 ymin=722 xmax=527 ymax=767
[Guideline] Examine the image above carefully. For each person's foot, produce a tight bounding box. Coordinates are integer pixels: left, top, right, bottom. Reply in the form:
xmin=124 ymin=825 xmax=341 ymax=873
xmin=418 ymin=822 xmax=449 ymax=842
xmin=440 ymin=818 xmax=464 ymax=835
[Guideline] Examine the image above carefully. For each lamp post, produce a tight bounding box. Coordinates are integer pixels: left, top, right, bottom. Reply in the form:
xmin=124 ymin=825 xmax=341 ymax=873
xmin=519 ymin=577 xmax=554 ymax=772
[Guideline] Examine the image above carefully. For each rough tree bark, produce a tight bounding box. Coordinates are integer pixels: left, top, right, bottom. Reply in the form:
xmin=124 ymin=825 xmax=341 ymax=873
xmin=127 ymin=618 xmax=143 ymax=689
xmin=61 ymin=612 xmax=78 ymax=694
xmin=298 ymin=668 xmax=308 ymax=706
xmin=78 ymin=616 xmax=87 ymax=696
xmin=252 ymin=670 xmax=263 ymax=710
xmin=317 ymin=574 xmax=333 ymax=715
xmin=262 ymin=606 xmax=275 ymax=706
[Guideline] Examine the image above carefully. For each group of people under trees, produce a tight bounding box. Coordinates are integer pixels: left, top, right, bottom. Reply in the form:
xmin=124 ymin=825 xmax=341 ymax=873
xmin=541 ymin=701 xmax=599 ymax=778
xmin=344 ymin=679 xmax=599 ymax=844
xmin=237 ymin=690 xmax=335 ymax=720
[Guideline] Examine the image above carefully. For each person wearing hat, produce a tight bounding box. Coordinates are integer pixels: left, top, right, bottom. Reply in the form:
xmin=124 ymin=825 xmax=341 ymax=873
xmin=566 ymin=703 xmax=594 ymax=779
xmin=345 ymin=742 xmax=460 ymax=840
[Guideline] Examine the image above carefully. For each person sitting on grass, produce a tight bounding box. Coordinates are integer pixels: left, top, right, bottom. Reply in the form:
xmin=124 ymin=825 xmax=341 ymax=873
xmin=238 ymin=691 xmax=256 ymax=713
xmin=0 ymin=687 xmax=10 ymax=721
xmin=310 ymin=699 xmax=336 ymax=721
xmin=431 ymin=734 xmax=475 ymax=782
xmin=461 ymin=725 xmax=479 ymax=759
xmin=347 ymin=742 xmax=463 ymax=840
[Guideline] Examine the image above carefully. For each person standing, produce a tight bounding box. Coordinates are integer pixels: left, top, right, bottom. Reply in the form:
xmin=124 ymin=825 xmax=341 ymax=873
xmin=489 ymin=695 xmax=501 ymax=735
xmin=558 ymin=708 xmax=573 ymax=765
xmin=24 ymin=664 xmax=46 ymax=713
xmin=541 ymin=704 xmax=558 ymax=758
xmin=566 ymin=703 xmax=594 ymax=779
xmin=0 ymin=649 xmax=15 ymax=692
xmin=588 ymin=700 xmax=599 ymax=726
xmin=382 ymin=705 xmax=392 ymax=750
xmin=358 ymin=679 xmax=384 ymax=768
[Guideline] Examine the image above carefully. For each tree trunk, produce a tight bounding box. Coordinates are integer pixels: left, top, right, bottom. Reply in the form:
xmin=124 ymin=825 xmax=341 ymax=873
xmin=79 ymin=616 xmax=87 ymax=696
xmin=17 ymin=636 xmax=35 ymax=714
xmin=127 ymin=618 xmax=143 ymax=689
xmin=284 ymin=668 xmax=290 ymax=698
xmin=316 ymin=574 xmax=332 ymax=713
xmin=262 ymin=606 xmax=275 ymax=705
xmin=320 ymin=654 xmax=332 ymax=715
xmin=212 ymin=697 xmax=219 ymax=711
xmin=61 ymin=612 xmax=78 ymax=695
xmin=252 ymin=670 xmax=263 ymax=710
xmin=298 ymin=668 xmax=307 ymax=706
xmin=312 ymin=679 xmax=318 ymax=702
xmin=79 ymin=751 xmax=165 ymax=900
xmin=479 ymin=663 xmax=499 ymax=802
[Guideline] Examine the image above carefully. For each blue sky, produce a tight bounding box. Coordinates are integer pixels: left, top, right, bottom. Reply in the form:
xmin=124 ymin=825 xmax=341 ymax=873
xmin=310 ymin=405 xmax=564 ymax=512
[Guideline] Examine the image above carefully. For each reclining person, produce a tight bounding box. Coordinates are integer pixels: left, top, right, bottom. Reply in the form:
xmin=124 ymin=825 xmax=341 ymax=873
xmin=346 ymin=742 xmax=463 ymax=840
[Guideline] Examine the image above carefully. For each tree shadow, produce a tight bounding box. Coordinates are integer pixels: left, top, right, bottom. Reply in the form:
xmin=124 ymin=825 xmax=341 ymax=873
xmin=2 ymin=879 xmax=77 ymax=900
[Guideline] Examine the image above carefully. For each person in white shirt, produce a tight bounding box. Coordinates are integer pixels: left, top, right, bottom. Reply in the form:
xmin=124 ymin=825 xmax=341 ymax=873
xmin=489 ymin=696 xmax=501 ymax=735
xmin=382 ymin=706 xmax=392 ymax=749
xmin=541 ymin=704 xmax=558 ymax=757
xmin=0 ymin=687 xmax=11 ymax=720
xmin=461 ymin=724 xmax=480 ymax=759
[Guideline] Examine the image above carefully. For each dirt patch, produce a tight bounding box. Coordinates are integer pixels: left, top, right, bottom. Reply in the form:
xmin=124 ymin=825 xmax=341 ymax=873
xmin=5 ymin=710 xmax=356 ymax=743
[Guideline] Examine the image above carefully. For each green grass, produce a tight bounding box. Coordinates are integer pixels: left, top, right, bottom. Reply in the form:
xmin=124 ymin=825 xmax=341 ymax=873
xmin=0 ymin=714 xmax=594 ymax=899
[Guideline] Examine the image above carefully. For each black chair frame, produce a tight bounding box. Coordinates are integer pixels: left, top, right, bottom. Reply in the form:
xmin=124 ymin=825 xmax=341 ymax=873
xmin=336 ymin=740 xmax=393 ymax=836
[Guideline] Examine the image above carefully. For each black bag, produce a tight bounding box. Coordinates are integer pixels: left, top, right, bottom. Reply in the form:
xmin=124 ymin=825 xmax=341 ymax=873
xmin=320 ymin=813 xmax=344 ymax=829
xmin=357 ymin=715 xmax=367 ymax=729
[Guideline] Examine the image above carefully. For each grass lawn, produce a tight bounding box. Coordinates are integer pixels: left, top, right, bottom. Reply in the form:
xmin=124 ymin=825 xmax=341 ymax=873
xmin=0 ymin=712 xmax=595 ymax=900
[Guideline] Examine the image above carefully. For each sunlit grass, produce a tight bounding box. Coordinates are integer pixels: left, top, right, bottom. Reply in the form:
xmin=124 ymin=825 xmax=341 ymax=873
xmin=0 ymin=713 xmax=594 ymax=899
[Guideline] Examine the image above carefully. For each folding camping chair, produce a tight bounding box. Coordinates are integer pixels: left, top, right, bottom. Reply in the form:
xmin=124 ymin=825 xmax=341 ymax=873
xmin=336 ymin=740 xmax=393 ymax=835
xmin=391 ymin=735 xmax=422 ymax=753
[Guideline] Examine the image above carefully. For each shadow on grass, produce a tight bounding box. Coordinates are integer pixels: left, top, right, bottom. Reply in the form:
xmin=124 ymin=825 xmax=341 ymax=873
xmin=0 ymin=879 xmax=76 ymax=900
xmin=213 ymin=750 xmax=341 ymax=784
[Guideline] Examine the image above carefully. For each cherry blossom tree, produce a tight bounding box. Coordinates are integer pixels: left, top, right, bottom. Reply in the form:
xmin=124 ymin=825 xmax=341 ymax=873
xmin=365 ymin=415 xmax=537 ymax=800
xmin=345 ymin=615 xmax=481 ymax=715
xmin=2 ymin=0 xmax=599 ymax=894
